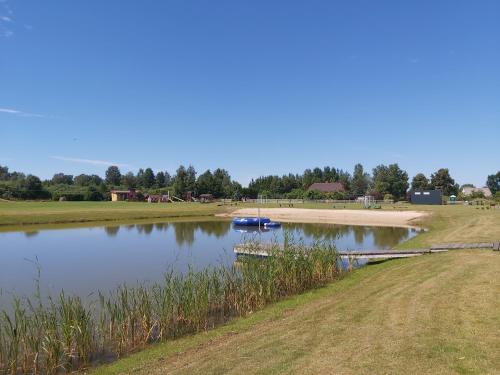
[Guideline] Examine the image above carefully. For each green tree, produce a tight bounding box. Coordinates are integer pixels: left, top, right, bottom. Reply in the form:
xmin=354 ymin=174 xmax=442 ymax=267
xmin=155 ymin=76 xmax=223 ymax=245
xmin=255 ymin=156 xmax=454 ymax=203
xmin=74 ymin=174 xmax=103 ymax=186
xmin=121 ymin=172 xmax=137 ymax=189
xmin=24 ymin=175 xmax=42 ymax=191
xmin=337 ymin=170 xmax=352 ymax=194
xmin=372 ymin=164 xmax=409 ymax=200
xmin=213 ymin=168 xmax=232 ymax=198
xmin=164 ymin=171 xmax=172 ymax=186
xmin=0 ymin=165 xmax=10 ymax=180
xmin=196 ymin=170 xmax=214 ymax=195
xmin=351 ymin=163 xmax=370 ymax=196
xmin=486 ymin=172 xmax=500 ymax=195
xmin=23 ymin=175 xmax=48 ymax=199
xmin=155 ymin=171 xmax=166 ymax=188
xmin=51 ymin=173 xmax=73 ymax=185
xmin=230 ymin=181 xmax=243 ymax=200
xmin=430 ymin=168 xmax=458 ymax=196
xmin=105 ymin=166 xmax=121 ymax=186
xmin=136 ymin=168 xmax=145 ymax=186
xmin=142 ymin=168 xmax=156 ymax=188
xmin=186 ymin=165 xmax=197 ymax=192
xmin=173 ymin=165 xmax=187 ymax=197
xmin=411 ymin=173 xmax=429 ymax=191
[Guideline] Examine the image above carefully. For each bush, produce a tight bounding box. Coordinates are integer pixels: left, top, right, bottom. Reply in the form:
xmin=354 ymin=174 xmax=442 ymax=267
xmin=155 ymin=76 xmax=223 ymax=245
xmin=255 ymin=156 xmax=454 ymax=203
xmin=383 ymin=193 xmax=394 ymax=202
xmin=47 ymin=184 xmax=103 ymax=201
xmin=285 ymin=188 xmax=305 ymax=199
xmin=326 ymin=191 xmax=348 ymax=200
xmin=305 ymin=189 xmax=325 ymax=200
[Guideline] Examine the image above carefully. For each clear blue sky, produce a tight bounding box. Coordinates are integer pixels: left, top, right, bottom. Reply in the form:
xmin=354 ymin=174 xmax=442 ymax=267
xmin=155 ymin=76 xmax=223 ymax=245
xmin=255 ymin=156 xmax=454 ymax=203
xmin=1 ymin=1 xmax=499 ymax=186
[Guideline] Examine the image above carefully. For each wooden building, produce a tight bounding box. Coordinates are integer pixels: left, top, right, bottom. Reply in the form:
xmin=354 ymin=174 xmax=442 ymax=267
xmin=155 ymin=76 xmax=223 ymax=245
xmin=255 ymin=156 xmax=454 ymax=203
xmin=111 ymin=189 xmax=137 ymax=202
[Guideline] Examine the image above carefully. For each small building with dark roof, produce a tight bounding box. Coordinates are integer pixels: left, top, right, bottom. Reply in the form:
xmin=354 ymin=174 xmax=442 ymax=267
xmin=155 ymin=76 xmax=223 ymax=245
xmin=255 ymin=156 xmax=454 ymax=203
xmin=307 ymin=182 xmax=345 ymax=193
xmin=409 ymin=190 xmax=442 ymax=205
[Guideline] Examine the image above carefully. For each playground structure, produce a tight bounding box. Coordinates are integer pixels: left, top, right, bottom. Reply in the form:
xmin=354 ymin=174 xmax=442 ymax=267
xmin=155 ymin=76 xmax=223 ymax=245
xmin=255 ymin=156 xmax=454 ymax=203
xmin=146 ymin=191 xmax=185 ymax=203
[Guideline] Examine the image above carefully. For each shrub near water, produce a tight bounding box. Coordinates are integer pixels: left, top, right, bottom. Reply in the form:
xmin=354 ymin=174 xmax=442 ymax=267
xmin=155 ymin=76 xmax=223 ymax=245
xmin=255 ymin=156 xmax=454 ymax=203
xmin=0 ymin=241 xmax=339 ymax=374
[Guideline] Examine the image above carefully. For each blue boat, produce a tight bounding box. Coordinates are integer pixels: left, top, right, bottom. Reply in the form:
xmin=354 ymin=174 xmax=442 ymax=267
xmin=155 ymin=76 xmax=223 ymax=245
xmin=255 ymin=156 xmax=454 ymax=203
xmin=264 ymin=221 xmax=281 ymax=228
xmin=232 ymin=217 xmax=271 ymax=226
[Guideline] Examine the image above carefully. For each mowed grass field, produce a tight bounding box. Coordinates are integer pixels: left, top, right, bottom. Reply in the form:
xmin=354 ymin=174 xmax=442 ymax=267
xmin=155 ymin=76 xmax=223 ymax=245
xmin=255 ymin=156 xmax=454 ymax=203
xmin=0 ymin=201 xmax=228 ymax=228
xmin=1 ymin=201 xmax=499 ymax=374
xmin=2 ymin=200 xmax=500 ymax=247
xmin=91 ymin=250 xmax=500 ymax=375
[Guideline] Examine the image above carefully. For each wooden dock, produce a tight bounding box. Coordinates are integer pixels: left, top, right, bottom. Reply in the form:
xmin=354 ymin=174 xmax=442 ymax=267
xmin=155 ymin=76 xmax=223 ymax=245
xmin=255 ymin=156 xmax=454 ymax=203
xmin=234 ymin=242 xmax=499 ymax=260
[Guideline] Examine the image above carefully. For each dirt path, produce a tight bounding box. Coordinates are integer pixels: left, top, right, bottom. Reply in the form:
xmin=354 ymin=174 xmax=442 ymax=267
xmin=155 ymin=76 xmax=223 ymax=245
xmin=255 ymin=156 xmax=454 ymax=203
xmin=222 ymin=208 xmax=426 ymax=228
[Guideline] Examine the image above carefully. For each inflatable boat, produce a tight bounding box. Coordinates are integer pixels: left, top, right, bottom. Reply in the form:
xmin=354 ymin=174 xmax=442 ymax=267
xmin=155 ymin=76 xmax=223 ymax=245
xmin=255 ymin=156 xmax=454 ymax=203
xmin=264 ymin=221 xmax=281 ymax=228
xmin=232 ymin=217 xmax=271 ymax=226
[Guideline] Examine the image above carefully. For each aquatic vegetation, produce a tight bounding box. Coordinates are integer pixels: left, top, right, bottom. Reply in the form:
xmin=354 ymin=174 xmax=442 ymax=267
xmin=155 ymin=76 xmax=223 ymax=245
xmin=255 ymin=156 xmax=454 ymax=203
xmin=0 ymin=240 xmax=340 ymax=374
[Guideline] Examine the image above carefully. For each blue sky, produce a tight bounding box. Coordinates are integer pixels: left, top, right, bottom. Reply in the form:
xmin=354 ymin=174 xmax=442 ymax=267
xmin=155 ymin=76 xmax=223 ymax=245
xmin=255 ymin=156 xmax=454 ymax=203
xmin=1 ymin=0 xmax=499 ymax=186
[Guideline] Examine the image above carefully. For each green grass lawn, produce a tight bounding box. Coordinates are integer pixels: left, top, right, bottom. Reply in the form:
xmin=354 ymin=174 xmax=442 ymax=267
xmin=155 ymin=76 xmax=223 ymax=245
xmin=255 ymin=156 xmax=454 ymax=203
xmin=2 ymin=200 xmax=499 ymax=374
xmin=90 ymin=250 xmax=500 ymax=375
xmin=0 ymin=201 xmax=228 ymax=228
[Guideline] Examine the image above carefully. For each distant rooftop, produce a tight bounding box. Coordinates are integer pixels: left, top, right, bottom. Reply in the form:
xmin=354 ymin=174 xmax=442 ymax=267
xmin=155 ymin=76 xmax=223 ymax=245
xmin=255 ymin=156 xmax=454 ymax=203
xmin=462 ymin=187 xmax=492 ymax=197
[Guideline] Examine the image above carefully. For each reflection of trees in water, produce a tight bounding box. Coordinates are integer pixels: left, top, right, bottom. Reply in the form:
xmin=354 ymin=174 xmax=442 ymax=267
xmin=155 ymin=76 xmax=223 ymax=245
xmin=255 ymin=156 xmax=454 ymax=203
xmin=155 ymin=222 xmax=169 ymax=231
xmin=104 ymin=226 xmax=120 ymax=237
xmin=105 ymin=221 xmax=230 ymax=245
xmin=283 ymin=223 xmax=350 ymax=242
xmin=352 ymin=226 xmax=369 ymax=245
xmin=371 ymin=227 xmax=410 ymax=249
xmin=282 ymin=223 xmax=410 ymax=249
xmin=104 ymin=220 xmax=409 ymax=250
xmin=136 ymin=223 xmax=154 ymax=235
xmin=196 ymin=221 xmax=231 ymax=238
xmin=24 ymin=231 xmax=39 ymax=237
xmin=173 ymin=221 xmax=231 ymax=246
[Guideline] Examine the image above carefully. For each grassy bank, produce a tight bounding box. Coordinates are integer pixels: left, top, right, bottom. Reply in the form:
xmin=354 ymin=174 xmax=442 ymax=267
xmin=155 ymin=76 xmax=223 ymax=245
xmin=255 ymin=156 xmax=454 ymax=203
xmin=237 ymin=202 xmax=500 ymax=247
xmin=397 ymin=204 xmax=500 ymax=248
xmin=0 ymin=201 xmax=227 ymax=227
xmin=91 ymin=250 xmax=500 ymax=375
xmin=0 ymin=243 xmax=340 ymax=374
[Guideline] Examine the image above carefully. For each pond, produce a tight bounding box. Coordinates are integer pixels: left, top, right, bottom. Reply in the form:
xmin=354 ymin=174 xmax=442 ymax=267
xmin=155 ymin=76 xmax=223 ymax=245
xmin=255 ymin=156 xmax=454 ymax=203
xmin=0 ymin=220 xmax=417 ymax=306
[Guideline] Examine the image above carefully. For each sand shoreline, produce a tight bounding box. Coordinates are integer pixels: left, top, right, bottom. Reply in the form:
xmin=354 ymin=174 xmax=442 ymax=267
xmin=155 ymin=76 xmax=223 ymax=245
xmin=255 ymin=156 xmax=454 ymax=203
xmin=220 ymin=208 xmax=427 ymax=228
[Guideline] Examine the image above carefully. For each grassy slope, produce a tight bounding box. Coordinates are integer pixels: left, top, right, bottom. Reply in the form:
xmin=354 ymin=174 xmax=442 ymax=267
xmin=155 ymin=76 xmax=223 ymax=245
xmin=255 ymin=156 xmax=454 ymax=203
xmin=91 ymin=250 xmax=500 ymax=375
xmin=0 ymin=201 xmax=227 ymax=227
xmin=87 ymin=204 xmax=500 ymax=374
xmin=2 ymin=201 xmax=499 ymax=373
xmin=398 ymin=205 xmax=500 ymax=248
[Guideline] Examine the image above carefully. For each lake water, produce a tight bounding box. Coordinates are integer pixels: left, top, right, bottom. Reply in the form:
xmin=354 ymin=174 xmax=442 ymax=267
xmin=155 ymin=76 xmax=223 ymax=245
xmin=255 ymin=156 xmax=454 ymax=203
xmin=0 ymin=220 xmax=417 ymax=306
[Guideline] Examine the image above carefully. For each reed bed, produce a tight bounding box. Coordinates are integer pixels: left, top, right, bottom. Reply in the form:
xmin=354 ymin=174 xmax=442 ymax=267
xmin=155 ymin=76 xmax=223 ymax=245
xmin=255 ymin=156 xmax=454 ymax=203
xmin=0 ymin=240 xmax=340 ymax=374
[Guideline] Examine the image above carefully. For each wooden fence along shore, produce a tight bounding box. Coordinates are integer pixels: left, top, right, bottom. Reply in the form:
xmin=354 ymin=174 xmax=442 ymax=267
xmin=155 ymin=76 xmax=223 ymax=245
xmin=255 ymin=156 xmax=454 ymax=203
xmin=234 ymin=242 xmax=500 ymax=260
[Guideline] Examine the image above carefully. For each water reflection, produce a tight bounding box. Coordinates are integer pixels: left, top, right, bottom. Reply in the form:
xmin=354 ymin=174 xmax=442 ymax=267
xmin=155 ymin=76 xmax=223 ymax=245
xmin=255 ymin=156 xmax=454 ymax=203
xmin=102 ymin=221 xmax=413 ymax=251
xmin=283 ymin=223 xmax=412 ymax=249
xmin=109 ymin=221 xmax=233 ymax=246
xmin=104 ymin=226 xmax=120 ymax=237
xmin=0 ymin=220 xmax=417 ymax=306
xmin=24 ymin=231 xmax=39 ymax=238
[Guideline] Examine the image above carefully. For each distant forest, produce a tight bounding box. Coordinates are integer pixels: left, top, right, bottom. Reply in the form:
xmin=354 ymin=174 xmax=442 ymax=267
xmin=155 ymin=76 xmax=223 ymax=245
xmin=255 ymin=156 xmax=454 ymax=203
xmin=1 ymin=163 xmax=499 ymax=202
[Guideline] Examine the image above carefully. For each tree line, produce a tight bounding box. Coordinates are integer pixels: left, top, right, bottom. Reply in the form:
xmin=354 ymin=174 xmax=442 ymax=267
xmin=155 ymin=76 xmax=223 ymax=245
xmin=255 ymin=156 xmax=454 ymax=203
xmin=1 ymin=163 xmax=499 ymax=201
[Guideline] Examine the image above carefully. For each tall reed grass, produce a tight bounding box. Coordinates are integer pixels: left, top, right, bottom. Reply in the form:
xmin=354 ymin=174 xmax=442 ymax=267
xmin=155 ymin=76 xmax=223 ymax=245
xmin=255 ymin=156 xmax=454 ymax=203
xmin=0 ymin=240 xmax=340 ymax=374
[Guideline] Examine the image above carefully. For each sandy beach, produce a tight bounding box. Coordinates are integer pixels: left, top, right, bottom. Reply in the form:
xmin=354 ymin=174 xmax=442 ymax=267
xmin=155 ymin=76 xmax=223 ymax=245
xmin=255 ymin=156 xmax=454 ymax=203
xmin=223 ymin=208 xmax=427 ymax=228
